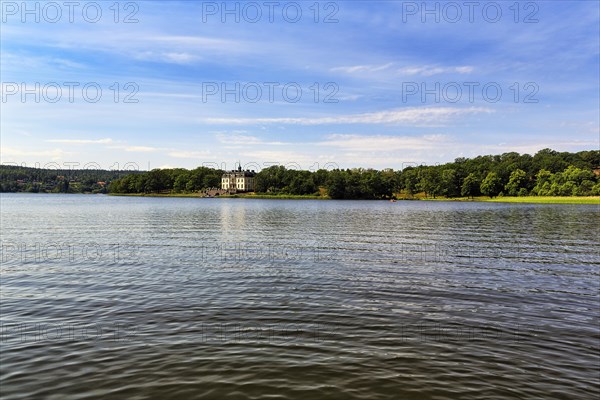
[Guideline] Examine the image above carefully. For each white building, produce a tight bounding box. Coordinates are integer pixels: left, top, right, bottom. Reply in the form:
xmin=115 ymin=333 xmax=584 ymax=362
xmin=221 ymin=166 xmax=256 ymax=192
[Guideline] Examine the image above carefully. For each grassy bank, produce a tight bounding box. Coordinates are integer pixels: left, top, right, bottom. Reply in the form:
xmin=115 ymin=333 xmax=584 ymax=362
xmin=222 ymin=193 xmax=329 ymax=200
xmin=421 ymin=196 xmax=600 ymax=204
xmin=483 ymin=196 xmax=600 ymax=204
xmin=109 ymin=193 xmax=202 ymax=198
xmin=109 ymin=192 xmax=599 ymax=204
xmin=109 ymin=192 xmax=329 ymax=200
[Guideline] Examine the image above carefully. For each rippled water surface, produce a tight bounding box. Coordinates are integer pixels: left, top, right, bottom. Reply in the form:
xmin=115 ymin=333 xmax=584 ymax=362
xmin=1 ymin=193 xmax=599 ymax=399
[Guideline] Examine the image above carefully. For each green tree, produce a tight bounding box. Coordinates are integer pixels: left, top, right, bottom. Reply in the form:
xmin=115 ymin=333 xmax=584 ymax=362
xmin=288 ymin=171 xmax=317 ymax=195
xmin=441 ymin=169 xmax=459 ymax=197
xmin=173 ymin=173 xmax=190 ymax=192
xmin=325 ymin=170 xmax=346 ymax=199
xmin=532 ymin=169 xmax=553 ymax=195
xmin=402 ymin=168 xmax=419 ymax=195
xmin=461 ymin=173 xmax=479 ymax=198
xmin=504 ymin=169 xmax=527 ymax=196
xmin=418 ymin=169 xmax=442 ymax=198
xmin=561 ymin=165 xmax=594 ymax=186
xmin=480 ymin=172 xmax=502 ymax=198
xmin=575 ymin=180 xmax=594 ymax=196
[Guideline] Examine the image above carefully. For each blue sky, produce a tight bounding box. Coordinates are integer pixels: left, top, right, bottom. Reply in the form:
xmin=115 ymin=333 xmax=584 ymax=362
xmin=1 ymin=0 xmax=599 ymax=171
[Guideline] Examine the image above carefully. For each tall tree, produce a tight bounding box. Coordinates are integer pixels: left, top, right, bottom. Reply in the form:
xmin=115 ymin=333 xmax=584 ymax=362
xmin=480 ymin=172 xmax=502 ymax=198
xmin=505 ymin=169 xmax=527 ymax=196
xmin=461 ymin=173 xmax=479 ymax=198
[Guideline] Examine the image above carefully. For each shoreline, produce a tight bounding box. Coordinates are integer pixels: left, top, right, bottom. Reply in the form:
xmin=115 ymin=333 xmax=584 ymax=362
xmin=106 ymin=193 xmax=600 ymax=204
xmin=3 ymin=192 xmax=599 ymax=204
xmin=109 ymin=193 xmax=330 ymax=200
xmin=420 ymin=196 xmax=600 ymax=205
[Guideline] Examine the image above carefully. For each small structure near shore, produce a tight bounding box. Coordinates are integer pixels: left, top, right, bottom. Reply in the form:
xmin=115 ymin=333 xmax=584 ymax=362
xmin=202 ymin=188 xmax=228 ymax=197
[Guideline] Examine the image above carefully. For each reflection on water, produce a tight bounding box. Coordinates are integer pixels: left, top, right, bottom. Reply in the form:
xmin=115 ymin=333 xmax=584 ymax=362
xmin=1 ymin=194 xmax=599 ymax=399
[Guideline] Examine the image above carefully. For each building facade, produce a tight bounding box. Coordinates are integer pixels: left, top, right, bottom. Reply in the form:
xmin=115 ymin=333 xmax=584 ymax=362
xmin=221 ymin=166 xmax=256 ymax=192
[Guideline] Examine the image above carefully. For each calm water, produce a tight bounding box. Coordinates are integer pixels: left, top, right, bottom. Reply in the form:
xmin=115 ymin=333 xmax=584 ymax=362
xmin=1 ymin=193 xmax=598 ymax=399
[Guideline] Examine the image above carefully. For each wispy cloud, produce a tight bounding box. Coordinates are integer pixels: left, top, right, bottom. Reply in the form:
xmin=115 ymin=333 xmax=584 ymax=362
xmin=397 ymin=65 xmax=474 ymax=76
xmin=204 ymin=107 xmax=492 ymax=126
xmin=215 ymin=133 xmax=286 ymax=146
xmin=0 ymin=52 xmax=87 ymax=71
xmin=319 ymin=134 xmax=452 ymax=151
xmin=330 ymin=64 xmax=474 ymax=77
xmin=108 ymin=145 xmax=161 ymax=153
xmin=46 ymin=138 xmax=113 ymax=144
xmin=1 ymin=147 xmax=71 ymax=160
xmin=131 ymin=36 xmax=243 ymax=64
xmin=331 ymin=63 xmax=394 ymax=74
xmin=151 ymin=35 xmax=236 ymax=48
xmin=1 ymin=1 xmax=597 ymax=169
xmin=134 ymin=51 xmax=200 ymax=64
xmin=44 ymin=140 xmax=163 ymax=153
xmin=167 ymin=150 xmax=213 ymax=159
xmin=475 ymin=139 xmax=600 ymax=156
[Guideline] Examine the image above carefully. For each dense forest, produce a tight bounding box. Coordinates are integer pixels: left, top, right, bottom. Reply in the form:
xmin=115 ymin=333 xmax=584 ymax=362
xmin=108 ymin=149 xmax=600 ymax=199
xmin=0 ymin=166 xmax=141 ymax=193
xmin=109 ymin=167 xmax=223 ymax=194
xmin=2 ymin=149 xmax=599 ymax=198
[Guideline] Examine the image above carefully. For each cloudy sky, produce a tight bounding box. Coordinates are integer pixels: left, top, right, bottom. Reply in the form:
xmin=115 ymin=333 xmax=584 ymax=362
xmin=1 ymin=0 xmax=598 ymax=171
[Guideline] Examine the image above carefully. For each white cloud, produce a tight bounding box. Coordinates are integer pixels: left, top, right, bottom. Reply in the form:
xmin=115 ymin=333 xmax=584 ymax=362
xmin=134 ymin=51 xmax=200 ymax=65
xmin=204 ymin=107 xmax=492 ymax=126
xmin=331 ymin=63 xmax=394 ymax=73
xmin=397 ymin=65 xmax=474 ymax=76
xmin=473 ymin=140 xmax=600 ymax=156
xmin=119 ymin=34 xmax=249 ymax=64
xmin=1 ymin=147 xmax=71 ymax=160
xmin=238 ymin=150 xmax=326 ymax=166
xmin=0 ymin=53 xmax=86 ymax=71
xmin=215 ymin=133 xmax=286 ymax=146
xmin=319 ymin=134 xmax=452 ymax=151
xmin=105 ymin=144 xmax=161 ymax=152
xmin=167 ymin=150 xmax=213 ymax=159
xmin=46 ymin=138 xmax=113 ymax=144
xmin=52 ymin=58 xmax=86 ymax=69
xmin=330 ymin=64 xmax=474 ymax=77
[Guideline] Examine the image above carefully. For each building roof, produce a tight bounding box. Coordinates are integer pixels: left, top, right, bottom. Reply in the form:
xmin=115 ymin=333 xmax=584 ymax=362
xmin=222 ymin=165 xmax=256 ymax=177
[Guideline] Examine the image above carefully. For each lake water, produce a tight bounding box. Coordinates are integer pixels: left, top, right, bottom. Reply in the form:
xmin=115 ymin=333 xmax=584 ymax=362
xmin=1 ymin=193 xmax=598 ymax=399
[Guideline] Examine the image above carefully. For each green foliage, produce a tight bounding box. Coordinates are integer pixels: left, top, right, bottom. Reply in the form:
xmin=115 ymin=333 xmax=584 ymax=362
xmin=2 ymin=149 xmax=599 ymax=199
xmin=323 ymin=169 xmax=393 ymax=199
xmin=110 ymin=166 xmax=222 ymax=194
xmin=461 ymin=173 xmax=480 ymax=198
xmin=532 ymin=169 xmax=553 ymax=195
xmin=531 ymin=166 xmax=597 ymax=197
xmin=401 ymin=168 xmax=419 ymax=195
xmin=0 ymin=165 xmax=136 ymax=193
xmin=480 ymin=172 xmax=502 ymax=198
xmin=417 ymin=168 xmax=442 ymax=198
xmin=505 ymin=169 xmax=527 ymax=196
xmin=441 ymin=169 xmax=460 ymax=198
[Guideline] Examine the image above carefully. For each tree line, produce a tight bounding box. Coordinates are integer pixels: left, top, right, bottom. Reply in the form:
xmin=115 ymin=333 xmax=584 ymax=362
xmin=2 ymin=149 xmax=599 ymax=198
xmin=0 ymin=165 xmax=140 ymax=193
xmin=107 ymin=149 xmax=600 ymax=198
xmin=108 ymin=167 xmax=222 ymax=194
